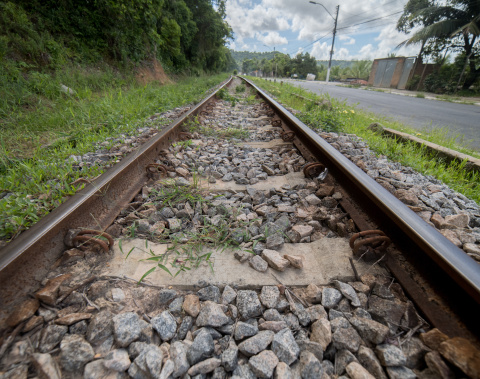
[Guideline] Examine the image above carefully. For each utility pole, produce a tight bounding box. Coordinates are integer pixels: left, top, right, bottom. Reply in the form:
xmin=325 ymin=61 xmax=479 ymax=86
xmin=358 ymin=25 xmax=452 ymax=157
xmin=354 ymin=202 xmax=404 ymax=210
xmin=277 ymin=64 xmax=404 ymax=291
xmin=309 ymin=2 xmax=339 ymax=83
xmin=274 ymin=47 xmax=277 ymax=82
xmin=326 ymin=5 xmax=339 ymax=83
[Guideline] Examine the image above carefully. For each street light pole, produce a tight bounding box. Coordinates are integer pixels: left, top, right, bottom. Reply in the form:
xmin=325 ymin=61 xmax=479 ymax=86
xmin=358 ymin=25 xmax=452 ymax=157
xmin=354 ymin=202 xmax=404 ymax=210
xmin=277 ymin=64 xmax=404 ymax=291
xmin=326 ymin=5 xmax=339 ymax=83
xmin=274 ymin=47 xmax=277 ymax=82
xmin=309 ymin=1 xmax=339 ymax=83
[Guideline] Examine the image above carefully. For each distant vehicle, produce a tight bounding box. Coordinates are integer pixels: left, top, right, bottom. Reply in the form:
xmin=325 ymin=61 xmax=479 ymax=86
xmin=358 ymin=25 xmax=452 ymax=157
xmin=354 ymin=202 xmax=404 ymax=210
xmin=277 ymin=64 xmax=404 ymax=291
xmin=306 ymin=73 xmax=316 ymax=81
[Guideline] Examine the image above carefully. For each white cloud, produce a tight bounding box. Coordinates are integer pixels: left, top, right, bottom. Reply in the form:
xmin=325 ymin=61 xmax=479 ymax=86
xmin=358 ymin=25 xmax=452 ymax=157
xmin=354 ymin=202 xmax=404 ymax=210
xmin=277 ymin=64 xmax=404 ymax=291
xmin=357 ymin=44 xmax=375 ymax=59
xmin=225 ymin=0 xmax=421 ymax=61
xmin=225 ymin=0 xmax=290 ymax=39
xmin=311 ymin=41 xmax=330 ymax=60
xmin=311 ymin=41 xmax=352 ymax=60
xmin=294 ymin=47 xmax=304 ymax=57
xmin=258 ymin=32 xmax=288 ymax=46
xmin=335 ymin=47 xmax=352 ymax=60
xmin=343 ymin=25 xmax=420 ymax=60
xmin=339 ymin=35 xmax=355 ymax=45
xmin=374 ymin=24 xmax=420 ymax=57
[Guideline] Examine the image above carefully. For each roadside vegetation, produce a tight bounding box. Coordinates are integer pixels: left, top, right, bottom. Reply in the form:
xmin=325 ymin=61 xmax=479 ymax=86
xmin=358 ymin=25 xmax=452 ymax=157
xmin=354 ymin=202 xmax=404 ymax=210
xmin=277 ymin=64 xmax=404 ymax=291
xmin=0 ymin=74 xmax=229 ymax=244
xmin=397 ymin=0 xmax=480 ymax=95
xmin=0 ymin=0 xmax=235 ymax=244
xmin=239 ymin=51 xmax=372 ymax=81
xmin=249 ymin=77 xmax=480 ymax=204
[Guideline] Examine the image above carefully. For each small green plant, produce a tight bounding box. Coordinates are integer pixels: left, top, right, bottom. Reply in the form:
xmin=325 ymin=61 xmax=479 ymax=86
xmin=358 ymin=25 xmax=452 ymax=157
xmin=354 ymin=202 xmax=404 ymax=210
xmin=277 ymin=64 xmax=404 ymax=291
xmin=219 ymin=127 xmax=249 ymax=139
xmin=416 ymin=92 xmax=425 ymax=98
xmin=245 ymin=95 xmax=259 ymax=104
xmin=235 ymin=84 xmax=246 ymax=93
xmin=217 ymin=88 xmax=228 ymax=100
xmin=129 ymin=191 xmax=256 ymax=279
xmin=173 ymin=139 xmax=193 ymax=149
xmin=126 ymin=222 xmax=138 ymax=238
xmin=216 ymin=87 xmax=241 ymax=107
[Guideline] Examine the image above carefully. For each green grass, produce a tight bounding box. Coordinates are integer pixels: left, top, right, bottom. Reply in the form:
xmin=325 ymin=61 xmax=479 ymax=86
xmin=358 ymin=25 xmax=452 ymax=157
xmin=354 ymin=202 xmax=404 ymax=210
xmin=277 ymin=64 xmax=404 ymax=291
xmin=248 ymin=77 xmax=480 ymax=205
xmin=0 ymin=72 xmax=229 ymax=242
xmin=121 ymin=178 xmax=256 ymax=279
xmin=434 ymin=94 xmax=477 ymax=105
xmin=416 ymin=92 xmax=425 ymax=98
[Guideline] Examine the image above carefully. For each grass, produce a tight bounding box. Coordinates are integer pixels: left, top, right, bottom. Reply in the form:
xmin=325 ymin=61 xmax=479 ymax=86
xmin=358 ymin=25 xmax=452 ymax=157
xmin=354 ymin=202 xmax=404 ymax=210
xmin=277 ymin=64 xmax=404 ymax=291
xmin=248 ymin=77 xmax=480 ymax=205
xmin=120 ymin=177 xmax=257 ymax=279
xmin=434 ymin=94 xmax=477 ymax=105
xmin=416 ymin=92 xmax=425 ymax=98
xmin=0 ymin=72 xmax=229 ymax=243
xmin=187 ymin=118 xmax=250 ymax=140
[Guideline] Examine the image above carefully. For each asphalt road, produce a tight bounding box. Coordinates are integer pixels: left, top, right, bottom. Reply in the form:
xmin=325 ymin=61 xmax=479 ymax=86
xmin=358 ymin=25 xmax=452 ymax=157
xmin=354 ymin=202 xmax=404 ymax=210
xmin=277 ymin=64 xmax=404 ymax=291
xmin=285 ymin=79 xmax=480 ymax=152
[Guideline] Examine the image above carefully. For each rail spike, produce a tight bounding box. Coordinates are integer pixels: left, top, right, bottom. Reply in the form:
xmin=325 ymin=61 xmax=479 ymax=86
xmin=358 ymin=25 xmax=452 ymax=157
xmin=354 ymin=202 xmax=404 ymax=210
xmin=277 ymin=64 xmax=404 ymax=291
xmin=146 ymin=163 xmax=168 ymax=179
xmin=303 ymin=162 xmax=326 ymax=179
xmin=281 ymin=131 xmax=295 ymax=142
xmin=72 ymin=229 xmax=114 ymax=253
xmin=349 ymin=230 xmax=392 ymax=257
xmin=179 ymin=132 xmax=193 ymax=141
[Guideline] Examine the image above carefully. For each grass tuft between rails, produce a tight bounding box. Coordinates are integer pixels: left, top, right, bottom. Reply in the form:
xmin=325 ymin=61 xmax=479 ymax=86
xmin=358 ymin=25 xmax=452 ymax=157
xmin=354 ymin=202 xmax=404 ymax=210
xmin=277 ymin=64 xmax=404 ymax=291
xmin=0 ymin=74 xmax=229 ymax=244
xmin=248 ymin=77 xmax=480 ymax=205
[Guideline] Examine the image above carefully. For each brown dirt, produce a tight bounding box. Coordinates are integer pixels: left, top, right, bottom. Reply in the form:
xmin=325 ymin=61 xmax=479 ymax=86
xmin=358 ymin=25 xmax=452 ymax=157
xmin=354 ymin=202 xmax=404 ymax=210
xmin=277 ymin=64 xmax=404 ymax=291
xmin=135 ymin=59 xmax=173 ymax=86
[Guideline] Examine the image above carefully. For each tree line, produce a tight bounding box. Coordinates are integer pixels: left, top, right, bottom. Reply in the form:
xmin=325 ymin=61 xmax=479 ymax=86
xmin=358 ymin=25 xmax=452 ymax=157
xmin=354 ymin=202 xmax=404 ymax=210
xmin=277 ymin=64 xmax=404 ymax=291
xmin=240 ymin=52 xmax=372 ymax=81
xmin=0 ymin=0 xmax=235 ymax=73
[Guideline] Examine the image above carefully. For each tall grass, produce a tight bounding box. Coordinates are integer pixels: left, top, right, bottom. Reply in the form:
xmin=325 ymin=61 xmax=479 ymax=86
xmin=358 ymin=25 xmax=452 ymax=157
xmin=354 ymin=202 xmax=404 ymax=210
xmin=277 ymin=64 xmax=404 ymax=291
xmin=0 ymin=71 xmax=228 ymax=242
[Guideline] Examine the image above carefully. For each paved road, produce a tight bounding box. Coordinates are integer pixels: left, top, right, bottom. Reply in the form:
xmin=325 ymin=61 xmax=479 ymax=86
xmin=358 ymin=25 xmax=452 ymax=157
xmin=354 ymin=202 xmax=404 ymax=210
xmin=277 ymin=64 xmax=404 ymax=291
xmin=285 ymin=80 xmax=480 ymax=152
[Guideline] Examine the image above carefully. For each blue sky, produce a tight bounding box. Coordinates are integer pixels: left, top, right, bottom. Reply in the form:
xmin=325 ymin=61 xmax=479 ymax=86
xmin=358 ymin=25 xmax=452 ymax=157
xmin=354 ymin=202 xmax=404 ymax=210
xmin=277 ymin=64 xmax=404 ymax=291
xmin=225 ymin=0 xmax=421 ymax=60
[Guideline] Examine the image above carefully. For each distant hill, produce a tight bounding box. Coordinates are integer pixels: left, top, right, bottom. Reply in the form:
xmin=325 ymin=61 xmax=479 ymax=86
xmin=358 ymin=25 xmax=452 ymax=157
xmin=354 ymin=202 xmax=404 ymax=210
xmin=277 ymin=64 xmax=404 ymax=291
xmin=230 ymin=51 xmax=367 ymax=70
xmin=230 ymin=50 xmax=276 ymax=68
xmin=316 ymin=60 xmax=357 ymax=68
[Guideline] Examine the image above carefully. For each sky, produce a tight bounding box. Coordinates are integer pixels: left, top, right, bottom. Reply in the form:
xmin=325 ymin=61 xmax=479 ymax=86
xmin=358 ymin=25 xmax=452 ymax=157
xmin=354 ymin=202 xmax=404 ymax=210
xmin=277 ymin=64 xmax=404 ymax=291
xmin=225 ymin=0 xmax=421 ymax=60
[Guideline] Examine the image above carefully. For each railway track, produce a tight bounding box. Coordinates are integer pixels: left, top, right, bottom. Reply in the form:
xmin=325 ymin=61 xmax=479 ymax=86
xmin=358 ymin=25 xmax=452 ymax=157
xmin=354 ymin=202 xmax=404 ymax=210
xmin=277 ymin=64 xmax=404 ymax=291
xmin=0 ymin=76 xmax=479 ymax=378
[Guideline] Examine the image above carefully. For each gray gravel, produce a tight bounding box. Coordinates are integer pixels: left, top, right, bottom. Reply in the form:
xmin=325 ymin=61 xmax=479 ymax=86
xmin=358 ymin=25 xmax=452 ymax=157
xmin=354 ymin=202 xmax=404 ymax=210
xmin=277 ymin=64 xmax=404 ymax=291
xmin=1 ymin=79 xmax=479 ymax=379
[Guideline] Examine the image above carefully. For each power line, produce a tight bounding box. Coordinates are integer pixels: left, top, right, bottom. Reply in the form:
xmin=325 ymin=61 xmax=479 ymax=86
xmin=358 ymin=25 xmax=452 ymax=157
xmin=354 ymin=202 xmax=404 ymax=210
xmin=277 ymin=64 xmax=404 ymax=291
xmin=336 ymin=20 xmax=395 ymax=35
xmin=339 ymin=0 xmax=401 ymax=22
xmin=286 ymin=10 xmax=402 ymax=56
xmin=337 ymin=10 xmax=404 ymax=31
xmin=337 ymin=15 xmax=402 ymax=34
xmin=286 ymin=31 xmax=332 ymax=55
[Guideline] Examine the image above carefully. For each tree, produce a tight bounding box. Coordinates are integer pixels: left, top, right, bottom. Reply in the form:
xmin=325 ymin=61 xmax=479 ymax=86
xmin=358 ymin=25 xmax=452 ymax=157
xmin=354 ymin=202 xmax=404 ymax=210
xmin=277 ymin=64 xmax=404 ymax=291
xmin=397 ymin=0 xmax=480 ymax=89
xmin=242 ymin=58 xmax=259 ymax=74
xmin=291 ymin=52 xmax=317 ymax=78
xmin=184 ymin=0 xmax=233 ymax=72
xmin=10 ymin=0 xmax=233 ymax=72
xmin=347 ymin=60 xmax=372 ymax=80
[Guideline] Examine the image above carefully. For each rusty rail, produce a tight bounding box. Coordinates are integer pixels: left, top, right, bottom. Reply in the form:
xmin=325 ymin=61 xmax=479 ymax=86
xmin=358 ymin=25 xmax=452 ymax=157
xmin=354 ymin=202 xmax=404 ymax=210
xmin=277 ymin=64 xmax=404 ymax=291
xmin=243 ymin=76 xmax=480 ymax=303
xmin=0 ymin=76 xmax=232 ymax=320
xmin=1 ymin=74 xmax=480 ymax=339
xmin=242 ymin=77 xmax=480 ymax=338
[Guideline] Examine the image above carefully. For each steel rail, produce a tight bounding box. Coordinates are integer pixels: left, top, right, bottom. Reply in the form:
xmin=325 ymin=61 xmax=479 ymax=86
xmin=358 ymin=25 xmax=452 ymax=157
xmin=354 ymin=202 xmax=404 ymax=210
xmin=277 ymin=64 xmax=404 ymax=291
xmin=1 ymin=74 xmax=479 ymax=337
xmin=243 ymin=77 xmax=480 ymax=305
xmin=0 ymin=77 xmax=233 ymax=319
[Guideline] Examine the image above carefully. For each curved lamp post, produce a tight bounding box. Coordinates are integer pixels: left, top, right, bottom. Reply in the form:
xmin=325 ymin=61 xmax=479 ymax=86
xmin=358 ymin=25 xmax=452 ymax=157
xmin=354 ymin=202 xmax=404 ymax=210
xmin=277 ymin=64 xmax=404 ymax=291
xmin=309 ymin=1 xmax=339 ymax=83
